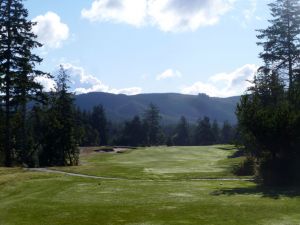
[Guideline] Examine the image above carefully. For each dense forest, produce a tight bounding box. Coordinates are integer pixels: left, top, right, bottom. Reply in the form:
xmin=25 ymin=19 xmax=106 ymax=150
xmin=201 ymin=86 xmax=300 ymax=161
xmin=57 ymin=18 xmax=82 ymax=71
xmin=75 ymin=104 xmax=236 ymax=147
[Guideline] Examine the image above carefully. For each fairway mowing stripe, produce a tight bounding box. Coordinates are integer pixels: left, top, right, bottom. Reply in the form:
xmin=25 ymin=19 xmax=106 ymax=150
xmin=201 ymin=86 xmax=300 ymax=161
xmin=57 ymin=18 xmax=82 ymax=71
xmin=26 ymin=168 xmax=254 ymax=182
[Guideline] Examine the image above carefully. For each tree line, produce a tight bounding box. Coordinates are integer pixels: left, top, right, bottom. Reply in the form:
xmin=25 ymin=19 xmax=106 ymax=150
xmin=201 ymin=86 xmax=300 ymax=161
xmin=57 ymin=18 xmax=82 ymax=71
xmin=75 ymin=104 xmax=236 ymax=147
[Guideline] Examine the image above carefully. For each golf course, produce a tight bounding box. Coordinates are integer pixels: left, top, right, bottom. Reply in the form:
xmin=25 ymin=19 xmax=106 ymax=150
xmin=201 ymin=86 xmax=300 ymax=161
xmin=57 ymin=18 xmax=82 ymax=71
xmin=1 ymin=145 xmax=300 ymax=225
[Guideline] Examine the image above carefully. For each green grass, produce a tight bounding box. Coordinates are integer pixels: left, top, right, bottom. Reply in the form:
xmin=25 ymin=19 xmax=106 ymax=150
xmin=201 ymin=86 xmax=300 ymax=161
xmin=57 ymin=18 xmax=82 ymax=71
xmin=1 ymin=145 xmax=300 ymax=225
xmin=54 ymin=145 xmax=245 ymax=180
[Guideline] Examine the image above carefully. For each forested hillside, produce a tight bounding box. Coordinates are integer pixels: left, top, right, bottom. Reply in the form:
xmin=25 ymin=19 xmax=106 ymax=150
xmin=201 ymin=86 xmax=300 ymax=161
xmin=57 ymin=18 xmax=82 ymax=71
xmin=75 ymin=92 xmax=240 ymax=124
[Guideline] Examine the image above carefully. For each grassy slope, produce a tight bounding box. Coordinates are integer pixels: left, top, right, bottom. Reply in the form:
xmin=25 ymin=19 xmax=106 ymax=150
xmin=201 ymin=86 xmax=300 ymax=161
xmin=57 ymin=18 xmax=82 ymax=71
xmin=0 ymin=146 xmax=300 ymax=225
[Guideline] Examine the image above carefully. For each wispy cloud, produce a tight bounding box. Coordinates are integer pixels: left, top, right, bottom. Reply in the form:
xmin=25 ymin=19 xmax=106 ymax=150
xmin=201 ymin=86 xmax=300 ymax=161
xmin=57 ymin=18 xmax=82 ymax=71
xmin=62 ymin=63 xmax=142 ymax=95
xmin=35 ymin=63 xmax=142 ymax=95
xmin=243 ymin=0 xmax=257 ymax=22
xmin=156 ymin=69 xmax=182 ymax=81
xmin=82 ymin=0 xmax=236 ymax=32
xmin=81 ymin=0 xmax=147 ymax=27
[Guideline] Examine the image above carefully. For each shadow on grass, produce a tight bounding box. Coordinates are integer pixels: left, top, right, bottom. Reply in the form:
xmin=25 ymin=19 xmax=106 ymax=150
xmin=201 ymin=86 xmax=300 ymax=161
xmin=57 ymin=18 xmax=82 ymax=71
xmin=211 ymin=185 xmax=300 ymax=199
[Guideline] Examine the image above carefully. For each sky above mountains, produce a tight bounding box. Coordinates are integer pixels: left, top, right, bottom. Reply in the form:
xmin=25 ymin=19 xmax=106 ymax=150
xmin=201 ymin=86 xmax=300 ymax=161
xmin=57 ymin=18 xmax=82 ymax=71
xmin=26 ymin=0 xmax=270 ymax=97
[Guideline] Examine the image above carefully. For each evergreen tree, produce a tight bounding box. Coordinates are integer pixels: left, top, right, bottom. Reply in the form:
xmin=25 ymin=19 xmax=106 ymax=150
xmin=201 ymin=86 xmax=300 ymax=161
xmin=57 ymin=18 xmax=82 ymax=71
xmin=0 ymin=107 xmax=4 ymax=164
xmin=221 ymin=121 xmax=234 ymax=144
xmin=75 ymin=109 xmax=100 ymax=146
xmin=143 ymin=103 xmax=162 ymax=146
xmin=212 ymin=120 xmax=220 ymax=144
xmin=91 ymin=105 xmax=108 ymax=146
xmin=257 ymin=0 xmax=300 ymax=90
xmin=40 ymin=66 xmax=79 ymax=166
xmin=173 ymin=116 xmax=190 ymax=146
xmin=121 ymin=116 xmax=145 ymax=146
xmin=0 ymin=0 xmax=46 ymax=166
xmin=194 ymin=117 xmax=214 ymax=146
xmin=237 ymin=0 xmax=300 ymax=185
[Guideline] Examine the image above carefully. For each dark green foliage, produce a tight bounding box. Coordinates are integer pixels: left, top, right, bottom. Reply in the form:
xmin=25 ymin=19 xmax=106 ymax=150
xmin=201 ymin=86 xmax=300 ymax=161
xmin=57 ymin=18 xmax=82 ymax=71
xmin=91 ymin=105 xmax=108 ymax=145
xmin=173 ymin=116 xmax=190 ymax=146
xmin=0 ymin=0 xmax=46 ymax=166
xmin=234 ymin=157 xmax=255 ymax=176
xmin=257 ymin=0 xmax=300 ymax=89
xmin=237 ymin=0 xmax=300 ymax=185
xmin=119 ymin=116 xmax=146 ymax=146
xmin=212 ymin=120 xmax=220 ymax=144
xmin=166 ymin=136 xmax=174 ymax=146
xmin=194 ymin=117 xmax=215 ymax=146
xmin=74 ymin=109 xmax=99 ymax=146
xmin=221 ymin=121 xmax=235 ymax=144
xmin=0 ymin=108 xmax=4 ymax=164
xmin=38 ymin=67 xmax=79 ymax=166
xmin=143 ymin=103 xmax=163 ymax=146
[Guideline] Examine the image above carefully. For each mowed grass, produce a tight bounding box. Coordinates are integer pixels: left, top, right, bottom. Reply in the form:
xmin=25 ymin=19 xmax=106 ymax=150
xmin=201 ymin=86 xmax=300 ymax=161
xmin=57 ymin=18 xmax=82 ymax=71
xmin=54 ymin=145 xmax=244 ymax=180
xmin=0 ymin=145 xmax=300 ymax=225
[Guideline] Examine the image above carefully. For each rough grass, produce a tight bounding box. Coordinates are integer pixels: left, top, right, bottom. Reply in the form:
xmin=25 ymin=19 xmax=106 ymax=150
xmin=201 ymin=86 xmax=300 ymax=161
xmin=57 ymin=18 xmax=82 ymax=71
xmin=1 ymin=145 xmax=300 ymax=225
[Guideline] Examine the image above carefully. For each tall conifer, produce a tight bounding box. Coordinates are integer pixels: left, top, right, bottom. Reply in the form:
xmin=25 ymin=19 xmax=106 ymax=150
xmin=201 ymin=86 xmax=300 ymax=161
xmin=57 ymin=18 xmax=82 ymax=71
xmin=0 ymin=0 xmax=46 ymax=166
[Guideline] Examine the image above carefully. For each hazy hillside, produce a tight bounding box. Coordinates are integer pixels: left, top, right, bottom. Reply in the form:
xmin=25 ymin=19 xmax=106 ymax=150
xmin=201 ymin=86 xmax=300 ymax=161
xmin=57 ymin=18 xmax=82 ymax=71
xmin=75 ymin=92 xmax=240 ymax=124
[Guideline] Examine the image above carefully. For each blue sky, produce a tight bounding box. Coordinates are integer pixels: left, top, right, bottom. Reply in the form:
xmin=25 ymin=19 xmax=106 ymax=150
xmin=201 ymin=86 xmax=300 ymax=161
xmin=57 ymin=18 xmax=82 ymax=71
xmin=25 ymin=0 xmax=271 ymax=97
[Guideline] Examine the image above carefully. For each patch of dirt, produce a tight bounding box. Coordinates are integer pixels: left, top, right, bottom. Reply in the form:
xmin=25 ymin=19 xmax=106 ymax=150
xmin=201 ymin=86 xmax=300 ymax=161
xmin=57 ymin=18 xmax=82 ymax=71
xmin=94 ymin=148 xmax=114 ymax=153
xmin=113 ymin=148 xmax=128 ymax=154
xmin=79 ymin=146 xmax=132 ymax=155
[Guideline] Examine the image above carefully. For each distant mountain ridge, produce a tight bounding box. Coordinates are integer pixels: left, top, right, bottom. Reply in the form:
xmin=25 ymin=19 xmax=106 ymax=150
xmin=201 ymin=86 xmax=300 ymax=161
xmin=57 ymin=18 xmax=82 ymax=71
xmin=74 ymin=92 xmax=240 ymax=124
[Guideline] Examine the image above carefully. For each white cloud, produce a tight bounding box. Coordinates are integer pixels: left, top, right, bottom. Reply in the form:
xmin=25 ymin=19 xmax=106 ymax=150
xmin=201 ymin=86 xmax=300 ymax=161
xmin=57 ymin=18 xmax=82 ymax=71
xmin=181 ymin=82 xmax=221 ymax=97
xmin=148 ymin=0 xmax=235 ymax=32
xmin=60 ymin=63 xmax=142 ymax=95
xmin=82 ymin=0 xmax=236 ymax=32
xmin=156 ymin=69 xmax=182 ymax=81
xmin=34 ymin=76 xmax=56 ymax=92
xmin=81 ymin=0 xmax=147 ymax=27
xmin=32 ymin=12 xmax=70 ymax=48
xmin=110 ymin=87 xmax=142 ymax=95
xmin=181 ymin=64 xmax=258 ymax=97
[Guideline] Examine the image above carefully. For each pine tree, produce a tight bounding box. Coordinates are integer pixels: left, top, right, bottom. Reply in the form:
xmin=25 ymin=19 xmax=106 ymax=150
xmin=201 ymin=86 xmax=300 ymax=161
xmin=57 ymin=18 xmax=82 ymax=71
xmin=91 ymin=105 xmax=108 ymax=146
xmin=212 ymin=120 xmax=220 ymax=144
xmin=143 ymin=103 xmax=162 ymax=146
xmin=194 ymin=117 xmax=214 ymax=146
xmin=74 ymin=109 xmax=99 ymax=146
xmin=54 ymin=66 xmax=79 ymax=165
xmin=221 ymin=121 xmax=234 ymax=144
xmin=174 ymin=116 xmax=190 ymax=146
xmin=0 ymin=0 xmax=46 ymax=166
xmin=121 ymin=116 xmax=145 ymax=146
xmin=0 ymin=107 xmax=4 ymax=164
xmin=40 ymin=66 xmax=79 ymax=166
xmin=257 ymin=0 xmax=300 ymax=91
